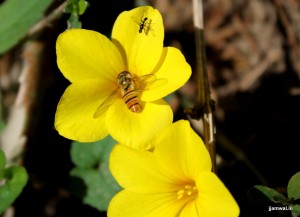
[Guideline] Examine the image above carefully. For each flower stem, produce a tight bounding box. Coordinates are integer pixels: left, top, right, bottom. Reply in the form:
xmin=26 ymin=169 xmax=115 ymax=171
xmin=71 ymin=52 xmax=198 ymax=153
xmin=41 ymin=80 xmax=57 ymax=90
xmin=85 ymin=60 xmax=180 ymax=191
xmin=191 ymin=0 xmax=216 ymax=173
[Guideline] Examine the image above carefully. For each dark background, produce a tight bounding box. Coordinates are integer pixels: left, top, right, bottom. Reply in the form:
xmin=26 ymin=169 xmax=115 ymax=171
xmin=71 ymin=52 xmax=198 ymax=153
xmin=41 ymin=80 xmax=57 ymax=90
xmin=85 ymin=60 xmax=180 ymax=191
xmin=1 ymin=0 xmax=298 ymax=216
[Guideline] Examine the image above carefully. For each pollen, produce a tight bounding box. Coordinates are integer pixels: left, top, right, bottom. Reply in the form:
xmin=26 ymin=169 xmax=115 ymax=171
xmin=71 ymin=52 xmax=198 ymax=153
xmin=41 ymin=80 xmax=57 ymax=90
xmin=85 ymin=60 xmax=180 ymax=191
xmin=177 ymin=184 xmax=198 ymax=200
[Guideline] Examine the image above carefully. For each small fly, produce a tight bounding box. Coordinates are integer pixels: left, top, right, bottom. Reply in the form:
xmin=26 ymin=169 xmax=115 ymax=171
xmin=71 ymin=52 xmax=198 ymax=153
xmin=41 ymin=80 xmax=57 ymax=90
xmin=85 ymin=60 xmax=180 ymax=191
xmin=139 ymin=17 xmax=148 ymax=33
xmin=133 ymin=16 xmax=154 ymax=36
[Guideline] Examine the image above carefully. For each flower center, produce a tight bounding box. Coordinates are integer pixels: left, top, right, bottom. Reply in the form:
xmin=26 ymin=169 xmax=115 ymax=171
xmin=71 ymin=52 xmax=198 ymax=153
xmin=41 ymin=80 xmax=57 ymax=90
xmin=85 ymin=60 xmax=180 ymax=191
xmin=177 ymin=184 xmax=198 ymax=200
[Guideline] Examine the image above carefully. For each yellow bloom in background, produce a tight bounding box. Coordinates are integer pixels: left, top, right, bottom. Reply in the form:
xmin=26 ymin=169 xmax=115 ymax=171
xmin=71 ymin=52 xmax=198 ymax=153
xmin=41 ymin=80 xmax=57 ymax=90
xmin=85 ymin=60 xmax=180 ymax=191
xmin=55 ymin=6 xmax=191 ymax=149
xmin=108 ymin=120 xmax=240 ymax=217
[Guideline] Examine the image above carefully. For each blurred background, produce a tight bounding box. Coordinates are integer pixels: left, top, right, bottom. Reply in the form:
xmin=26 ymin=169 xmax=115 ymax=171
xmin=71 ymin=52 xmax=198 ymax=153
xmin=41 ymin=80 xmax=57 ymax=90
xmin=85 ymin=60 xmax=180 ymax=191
xmin=0 ymin=0 xmax=300 ymax=216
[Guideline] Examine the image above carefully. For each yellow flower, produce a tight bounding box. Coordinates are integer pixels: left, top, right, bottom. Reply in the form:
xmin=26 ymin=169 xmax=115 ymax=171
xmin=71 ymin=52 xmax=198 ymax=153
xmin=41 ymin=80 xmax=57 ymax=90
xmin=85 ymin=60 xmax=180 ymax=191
xmin=108 ymin=120 xmax=240 ymax=217
xmin=55 ymin=6 xmax=191 ymax=149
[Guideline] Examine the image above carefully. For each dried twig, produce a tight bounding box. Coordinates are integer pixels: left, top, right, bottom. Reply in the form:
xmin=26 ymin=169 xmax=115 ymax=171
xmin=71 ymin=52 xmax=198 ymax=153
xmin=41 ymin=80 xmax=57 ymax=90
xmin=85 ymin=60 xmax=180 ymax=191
xmin=0 ymin=42 xmax=44 ymax=165
xmin=274 ymin=0 xmax=297 ymax=46
xmin=189 ymin=0 xmax=216 ymax=173
xmin=28 ymin=1 xmax=67 ymax=36
xmin=238 ymin=49 xmax=282 ymax=91
xmin=217 ymin=48 xmax=282 ymax=97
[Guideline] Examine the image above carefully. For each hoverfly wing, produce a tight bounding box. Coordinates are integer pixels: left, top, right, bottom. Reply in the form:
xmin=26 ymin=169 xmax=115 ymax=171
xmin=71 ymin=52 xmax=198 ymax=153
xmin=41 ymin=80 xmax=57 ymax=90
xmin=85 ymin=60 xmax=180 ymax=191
xmin=144 ymin=78 xmax=167 ymax=90
xmin=136 ymin=74 xmax=168 ymax=91
xmin=93 ymin=89 xmax=118 ymax=118
xmin=138 ymin=74 xmax=157 ymax=83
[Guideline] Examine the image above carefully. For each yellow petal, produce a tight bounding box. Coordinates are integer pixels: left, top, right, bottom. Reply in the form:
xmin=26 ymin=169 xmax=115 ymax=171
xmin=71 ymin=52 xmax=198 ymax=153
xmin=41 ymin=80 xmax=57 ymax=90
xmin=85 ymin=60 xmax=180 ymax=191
xmin=195 ymin=172 xmax=240 ymax=217
xmin=108 ymin=190 xmax=184 ymax=217
xmin=56 ymin=29 xmax=124 ymax=83
xmin=154 ymin=120 xmax=212 ymax=180
xmin=112 ymin=6 xmax=164 ymax=76
xmin=109 ymin=145 xmax=178 ymax=193
xmin=141 ymin=47 xmax=192 ymax=101
xmin=106 ymin=98 xmax=173 ymax=150
xmin=55 ymin=80 xmax=114 ymax=142
xmin=179 ymin=200 xmax=200 ymax=217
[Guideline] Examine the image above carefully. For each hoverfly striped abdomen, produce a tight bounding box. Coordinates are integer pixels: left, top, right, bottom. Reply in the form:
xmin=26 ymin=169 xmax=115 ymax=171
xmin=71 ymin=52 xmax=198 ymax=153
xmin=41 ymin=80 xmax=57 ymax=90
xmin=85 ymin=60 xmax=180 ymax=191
xmin=118 ymin=71 xmax=142 ymax=113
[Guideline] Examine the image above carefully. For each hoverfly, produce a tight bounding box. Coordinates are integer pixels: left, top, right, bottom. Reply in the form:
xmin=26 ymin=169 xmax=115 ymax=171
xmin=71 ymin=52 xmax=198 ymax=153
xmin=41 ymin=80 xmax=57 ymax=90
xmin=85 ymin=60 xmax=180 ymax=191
xmin=93 ymin=71 xmax=167 ymax=118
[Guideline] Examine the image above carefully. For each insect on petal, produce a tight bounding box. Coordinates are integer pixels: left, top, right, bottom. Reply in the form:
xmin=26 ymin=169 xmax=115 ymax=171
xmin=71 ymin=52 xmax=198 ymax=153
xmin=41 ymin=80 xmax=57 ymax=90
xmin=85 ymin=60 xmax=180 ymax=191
xmin=112 ymin=6 xmax=164 ymax=77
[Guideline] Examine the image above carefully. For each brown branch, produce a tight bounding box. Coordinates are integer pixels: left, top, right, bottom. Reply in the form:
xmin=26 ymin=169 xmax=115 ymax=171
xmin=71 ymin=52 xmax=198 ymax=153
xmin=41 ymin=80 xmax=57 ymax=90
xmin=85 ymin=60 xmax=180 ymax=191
xmin=217 ymin=48 xmax=282 ymax=97
xmin=274 ymin=0 xmax=297 ymax=46
xmin=0 ymin=42 xmax=45 ymax=165
xmin=28 ymin=1 xmax=67 ymax=36
xmin=191 ymin=0 xmax=216 ymax=173
xmin=238 ymin=48 xmax=282 ymax=91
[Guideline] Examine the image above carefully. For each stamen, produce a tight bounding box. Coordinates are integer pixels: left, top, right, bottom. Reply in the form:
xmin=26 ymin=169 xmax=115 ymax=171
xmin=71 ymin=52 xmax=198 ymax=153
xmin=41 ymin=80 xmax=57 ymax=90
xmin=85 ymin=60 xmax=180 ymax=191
xmin=177 ymin=184 xmax=198 ymax=200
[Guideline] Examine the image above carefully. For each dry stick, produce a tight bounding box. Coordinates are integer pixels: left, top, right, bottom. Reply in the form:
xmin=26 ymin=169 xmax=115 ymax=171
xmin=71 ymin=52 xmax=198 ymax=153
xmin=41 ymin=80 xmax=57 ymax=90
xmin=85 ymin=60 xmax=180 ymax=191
xmin=28 ymin=1 xmax=67 ymax=36
xmin=274 ymin=0 xmax=297 ymax=47
xmin=192 ymin=0 xmax=216 ymax=172
xmin=0 ymin=42 xmax=44 ymax=166
xmin=217 ymin=48 xmax=282 ymax=97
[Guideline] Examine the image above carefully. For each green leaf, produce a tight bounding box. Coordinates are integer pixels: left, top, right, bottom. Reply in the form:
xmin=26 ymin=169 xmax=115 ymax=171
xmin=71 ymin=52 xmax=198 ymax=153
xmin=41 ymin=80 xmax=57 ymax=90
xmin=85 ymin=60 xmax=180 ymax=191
xmin=64 ymin=3 xmax=74 ymax=14
xmin=70 ymin=136 xmax=121 ymax=211
xmin=65 ymin=0 xmax=78 ymax=14
xmin=0 ymin=150 xmax=28 ymax=214
xmin=71 ymin=136 xmax=116 ymax=168
xmin=78 ymin=0 xmax=88 ymax=15
xmin=67 ymin=14 xmax=82 ymax=29
xmin=0 ymin=90 xmax=6 ymax=131
xmin=0 ymin=0 xmax=52 ymax=54
xmin=71 ymin=168 xmax=121 ymax=211
xmin=292 ymin=204 xmax=300 ymax=215
xmin=64 ymin=0 xmax=88 ymax=28
xmin=65 ymin=0 xmax=88 ymax=15
xmin=0 ymin=150 xmax=5 ymax=174
xmin=288 ymin=172 xmax=300 ymax=200
xmin=254 ymin=185 xmax=287 ymax=203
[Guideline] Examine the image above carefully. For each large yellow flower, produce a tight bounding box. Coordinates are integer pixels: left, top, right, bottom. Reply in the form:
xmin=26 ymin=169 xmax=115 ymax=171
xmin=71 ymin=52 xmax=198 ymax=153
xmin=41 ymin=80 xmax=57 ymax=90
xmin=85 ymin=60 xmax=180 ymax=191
xmin=108 ymin=120 xmax=240 ymax=217
xmin=55 ymin=6 xmax=191 ymax=149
